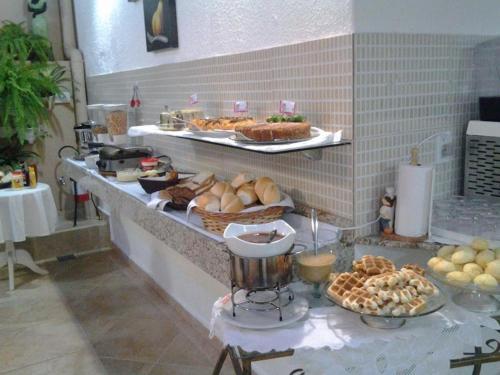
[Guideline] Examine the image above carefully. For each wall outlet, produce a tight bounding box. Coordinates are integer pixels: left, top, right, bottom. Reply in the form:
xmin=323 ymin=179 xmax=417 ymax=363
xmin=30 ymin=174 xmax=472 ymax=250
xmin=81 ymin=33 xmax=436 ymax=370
xmin=435 ymin=131 xmax=453 ymax=163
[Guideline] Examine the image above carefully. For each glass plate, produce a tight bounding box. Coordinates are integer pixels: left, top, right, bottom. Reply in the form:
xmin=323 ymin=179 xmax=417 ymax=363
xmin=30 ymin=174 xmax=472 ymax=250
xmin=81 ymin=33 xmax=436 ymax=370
xmin=324 ymin=282 xmax=446 ymax=329
xmin=426 ymin=267 xmax=500 ymax=313
xmin=231 ymin=127 xmax=323 ymax=145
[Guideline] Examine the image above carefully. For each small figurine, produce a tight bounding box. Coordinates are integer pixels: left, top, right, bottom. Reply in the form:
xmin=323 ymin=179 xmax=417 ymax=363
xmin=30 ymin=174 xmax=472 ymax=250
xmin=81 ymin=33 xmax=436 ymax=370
xmin=27 ymin=0 xmax=48 ymax=39
xmin=380 ymin=187 xmax=396 ymax=234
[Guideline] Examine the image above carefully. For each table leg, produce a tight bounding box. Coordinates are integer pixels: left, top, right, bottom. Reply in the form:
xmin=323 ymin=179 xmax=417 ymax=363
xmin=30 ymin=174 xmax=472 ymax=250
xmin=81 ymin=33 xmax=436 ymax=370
xmin=6 ymin=241 xmax=15 ymax=291
xmin=212 ymin=346 xmax=229 ymax=375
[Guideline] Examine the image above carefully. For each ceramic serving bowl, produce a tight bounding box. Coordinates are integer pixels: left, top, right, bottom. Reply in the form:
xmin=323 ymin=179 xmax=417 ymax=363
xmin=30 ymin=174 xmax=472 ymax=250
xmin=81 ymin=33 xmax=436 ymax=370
xmin=223 ymin=220 xmax=296 ymax=258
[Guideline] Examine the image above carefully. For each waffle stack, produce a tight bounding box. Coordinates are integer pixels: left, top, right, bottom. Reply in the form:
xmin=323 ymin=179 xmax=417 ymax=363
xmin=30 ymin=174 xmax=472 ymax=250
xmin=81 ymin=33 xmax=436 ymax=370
xmin=327 ymin=256 xmax=439 ymax=316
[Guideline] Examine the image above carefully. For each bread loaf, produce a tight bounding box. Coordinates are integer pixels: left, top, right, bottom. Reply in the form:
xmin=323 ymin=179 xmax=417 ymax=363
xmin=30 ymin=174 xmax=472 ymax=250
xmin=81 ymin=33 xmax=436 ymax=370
xmin=220 ymin=192 xmax=244 ymax=213
xmin=231 ymin=173 xmax=253 ymax=189
xmin=210 ymin=181 xmax=234 ymax=198
xmin=197 ymin=192 xmax=221 ymax=212
xmin=236 ymin=183 xmax=258 ymax=205
xmin=255 ymin=177 xmax=280 ymax=205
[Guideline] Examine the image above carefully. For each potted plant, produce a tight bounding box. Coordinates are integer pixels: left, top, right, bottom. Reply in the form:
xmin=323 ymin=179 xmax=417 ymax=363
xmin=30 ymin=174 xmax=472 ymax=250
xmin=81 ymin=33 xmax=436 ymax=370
xmin=0 ymin=22 xmax=65 ymax=150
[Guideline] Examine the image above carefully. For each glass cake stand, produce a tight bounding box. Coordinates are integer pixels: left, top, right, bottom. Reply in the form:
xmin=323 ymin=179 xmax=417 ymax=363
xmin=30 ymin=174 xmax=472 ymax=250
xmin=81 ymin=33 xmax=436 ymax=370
xmin=427 ymin=268 xmax=500 ymax=313
xmin=324 ymin=283 xmax=447 ymax=329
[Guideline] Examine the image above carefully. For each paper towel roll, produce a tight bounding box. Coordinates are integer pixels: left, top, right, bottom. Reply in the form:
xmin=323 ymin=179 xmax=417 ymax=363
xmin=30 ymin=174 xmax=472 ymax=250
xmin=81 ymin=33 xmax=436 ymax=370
xmin=395 ymin=164 xmax=434 ymax=237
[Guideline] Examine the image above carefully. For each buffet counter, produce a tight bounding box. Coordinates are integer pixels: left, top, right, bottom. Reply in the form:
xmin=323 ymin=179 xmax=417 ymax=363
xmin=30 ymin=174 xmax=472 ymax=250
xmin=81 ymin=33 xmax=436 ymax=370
xmin=61 ymin=159 xmax=344 ymax=334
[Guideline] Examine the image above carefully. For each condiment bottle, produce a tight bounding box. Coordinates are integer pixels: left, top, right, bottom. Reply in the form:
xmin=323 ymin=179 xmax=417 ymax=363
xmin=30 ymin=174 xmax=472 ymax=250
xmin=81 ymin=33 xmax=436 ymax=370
xmin=11 ymin=170 xmax=24 ymax=189
xmin=28 ymin=165 xmax=37 ymax=188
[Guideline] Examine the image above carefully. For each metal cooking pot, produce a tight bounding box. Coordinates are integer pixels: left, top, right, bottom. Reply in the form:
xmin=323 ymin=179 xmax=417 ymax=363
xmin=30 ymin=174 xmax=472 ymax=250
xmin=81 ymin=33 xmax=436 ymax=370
xmin=229 ymin=244 xmax=305 ymax=290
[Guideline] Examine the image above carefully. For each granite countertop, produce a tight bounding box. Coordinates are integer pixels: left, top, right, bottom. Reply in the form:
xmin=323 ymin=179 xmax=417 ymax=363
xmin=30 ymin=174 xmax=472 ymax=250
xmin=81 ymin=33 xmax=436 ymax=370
xmin=356 ymin=235 xmax=442 ymax=252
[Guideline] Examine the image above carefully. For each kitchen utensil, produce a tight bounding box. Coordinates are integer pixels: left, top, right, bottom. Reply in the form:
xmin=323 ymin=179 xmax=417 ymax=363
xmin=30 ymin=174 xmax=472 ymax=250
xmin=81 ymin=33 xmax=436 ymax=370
xmin=311 ymin=208 xmax=318 ymax=255
xmin=96 ymin=146 xmax=154 ymax=173
xmin=229 ymin=244 xmax=304 ymax=290
xmin=223 ymin=220 xmax=296 ymax=258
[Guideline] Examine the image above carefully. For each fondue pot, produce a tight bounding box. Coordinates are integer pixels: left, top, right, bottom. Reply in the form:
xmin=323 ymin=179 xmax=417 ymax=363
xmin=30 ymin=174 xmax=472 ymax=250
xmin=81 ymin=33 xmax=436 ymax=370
xmin=229 ymin=245 xmax=304 ymax=290
xmin=224 ymin=221 xmax=304 ymax=290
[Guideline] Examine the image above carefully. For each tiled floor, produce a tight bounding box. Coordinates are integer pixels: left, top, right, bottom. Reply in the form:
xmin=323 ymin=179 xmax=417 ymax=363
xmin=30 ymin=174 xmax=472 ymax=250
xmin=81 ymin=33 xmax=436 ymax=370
xmin=0 ymin=250 xmax=232 ymax=374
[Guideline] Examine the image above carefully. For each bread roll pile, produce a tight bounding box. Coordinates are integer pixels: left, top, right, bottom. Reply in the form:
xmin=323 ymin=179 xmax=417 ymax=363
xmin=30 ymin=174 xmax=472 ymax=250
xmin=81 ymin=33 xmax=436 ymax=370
xmin=427 ymin=238 xmax=500 ymax=290
xmin=196 ymin=173 xmax=282 ymax=213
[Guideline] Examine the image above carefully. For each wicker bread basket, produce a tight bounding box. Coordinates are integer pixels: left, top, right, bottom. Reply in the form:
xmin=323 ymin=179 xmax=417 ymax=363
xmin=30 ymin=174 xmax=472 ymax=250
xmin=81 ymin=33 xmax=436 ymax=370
xmin=193 ymin=206 xmax=285 ymax=235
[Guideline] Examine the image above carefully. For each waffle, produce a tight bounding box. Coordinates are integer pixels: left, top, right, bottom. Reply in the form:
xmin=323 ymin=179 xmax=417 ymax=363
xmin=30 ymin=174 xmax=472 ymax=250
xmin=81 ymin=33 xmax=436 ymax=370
xmin=352 ymin=255 xmax=396 ymax=276
xmin=402 ymin=263 xmax=425 ymax=276
xmin=342 ymin=287 xmax=381 ymax=314
xmin=401 ymin=269 xmax=439 ymax=296
xmin=368 ymin=285 xmax=416 ymax=304
xmin=327 ymin=272 xmax=366 ymax=302
xmin=364 ymin=271 xmax=406 ymax=289
xmin=392 ymin=297 xmax=427 ymax=316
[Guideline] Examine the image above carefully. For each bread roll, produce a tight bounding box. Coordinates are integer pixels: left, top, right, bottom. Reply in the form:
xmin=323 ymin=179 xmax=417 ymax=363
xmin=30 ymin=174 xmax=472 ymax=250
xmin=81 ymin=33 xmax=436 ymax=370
xmin=433 ymin=259 xmax=458 ymax=274
xmin=236 ymin=183 xmax=258 ymax=205
xmin=220 ymin=192 xmax=244 ymax=213
xmin=254 ymin=177 xmax=281 ymax=205
xmin=463 ymin=263 xmax=483 ymax=279
xmin=261 ymin=183 xmax=281 ymax=205
xmin=197 ymin=192 xmax=220 ymax=212
xmin=437 ymin=245 xmax=456 ymax=260
xmin=210 ymin=181 xmax=234 ymax=198
xmin=427 ymin=257 xmax=442 ymax=269
xmin=485 ymin=259 xmax=500 ymax=281
xmin=192 ymin=171 xmax=214 ymax=186
xmin=231 ymin=173 xmax=253 ymax=189
xmin=471 ymin=238 xmax=489 ymax=252
xmin=254 ymin=177 xmax=275 ymax=198
xmin=475 ymin=250 xmax=495 ymax=268
xmin=473 ymin=273 xmax=498 ymax=290
xmin=446 ymin=271 xmax=471 ymax=287
xmin=451 ymin=248 xmax=475 ymax=265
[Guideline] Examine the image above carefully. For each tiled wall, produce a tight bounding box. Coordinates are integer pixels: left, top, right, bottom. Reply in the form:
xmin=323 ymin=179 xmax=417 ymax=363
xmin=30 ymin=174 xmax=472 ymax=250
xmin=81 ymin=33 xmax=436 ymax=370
xmin=85 ymin=32 xmax=497 ymax=234
xmin=353 ymin=33 xmax=490 ymax=234
xmin=474 ymin=37 xmax=500 ymax=97
xmin=87 ymin=35 xmax=355 ymax=222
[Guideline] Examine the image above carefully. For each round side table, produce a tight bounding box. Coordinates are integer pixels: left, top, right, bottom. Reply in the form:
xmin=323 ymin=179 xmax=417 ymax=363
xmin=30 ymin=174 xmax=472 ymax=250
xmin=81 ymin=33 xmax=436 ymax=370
xmin=0 ymin=183 xmax=57 ymax=290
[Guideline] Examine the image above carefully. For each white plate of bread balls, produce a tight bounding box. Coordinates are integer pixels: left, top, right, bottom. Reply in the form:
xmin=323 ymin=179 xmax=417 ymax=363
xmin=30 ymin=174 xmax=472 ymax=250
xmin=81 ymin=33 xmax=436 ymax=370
xmin=427 ymin=238 xmax=500 ymax=293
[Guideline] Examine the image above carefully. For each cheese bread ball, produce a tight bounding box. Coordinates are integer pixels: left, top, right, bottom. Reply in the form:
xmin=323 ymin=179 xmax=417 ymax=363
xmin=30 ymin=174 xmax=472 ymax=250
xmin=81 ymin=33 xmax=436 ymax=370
xmin=462 ymin=263 xmax=483 ymax=279
xmin=475 ymin=250 xmax=495 ymax=268
xmin=446 ymin=271 xmax=471 ymax=287
xmin=437 ymin=245 xmax=456 ymax=260
xmin=427 ymin=257 xmax=442 ymax=269
xmin=473 ymin=274 xmax=498 ymax=290
xmin=451 ymin=248 xmax=475 ymax=265
xmin=434 ymin=259 xmax=458 ymax=274
xmin=485 ymin=259 xmax=500 ymax=281
xmin=471 ymin=238 xmax=489 ymax=252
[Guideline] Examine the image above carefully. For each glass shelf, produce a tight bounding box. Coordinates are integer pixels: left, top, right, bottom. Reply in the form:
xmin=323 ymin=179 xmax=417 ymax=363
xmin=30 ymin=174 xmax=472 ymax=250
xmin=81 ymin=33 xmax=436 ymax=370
xmin=128 ymin=125 xmax=351 ymax=160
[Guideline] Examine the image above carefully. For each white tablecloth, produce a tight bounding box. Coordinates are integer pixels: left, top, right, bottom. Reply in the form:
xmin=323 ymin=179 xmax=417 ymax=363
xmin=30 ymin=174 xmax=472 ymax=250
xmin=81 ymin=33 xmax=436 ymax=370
xmin=0 ymin=183 xmax=57 ymax=243
xmin=210 ymin=285 xmax=500 ymax=374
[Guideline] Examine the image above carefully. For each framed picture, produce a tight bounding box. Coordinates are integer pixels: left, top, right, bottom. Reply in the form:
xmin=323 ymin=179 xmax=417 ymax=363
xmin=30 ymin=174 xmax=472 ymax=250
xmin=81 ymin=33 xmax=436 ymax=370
xmin=143 ymin=0 xmax=178 ymax=52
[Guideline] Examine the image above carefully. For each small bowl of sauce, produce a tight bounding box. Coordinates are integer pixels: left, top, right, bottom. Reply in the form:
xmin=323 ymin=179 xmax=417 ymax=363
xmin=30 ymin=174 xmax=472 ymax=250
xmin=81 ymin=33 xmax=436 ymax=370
xmin=223 ymin=220 xmax=296 ymax=258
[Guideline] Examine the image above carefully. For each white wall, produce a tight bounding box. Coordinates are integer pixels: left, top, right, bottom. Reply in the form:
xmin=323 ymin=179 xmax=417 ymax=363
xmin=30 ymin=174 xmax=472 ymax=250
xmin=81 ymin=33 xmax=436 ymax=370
xmin=353 ymin=0 xmax=500 ymax=35
xmin=73 ymin=0 xmax=353 ymax=76
xmin=0 ymin=0 xmax=28 ymax=23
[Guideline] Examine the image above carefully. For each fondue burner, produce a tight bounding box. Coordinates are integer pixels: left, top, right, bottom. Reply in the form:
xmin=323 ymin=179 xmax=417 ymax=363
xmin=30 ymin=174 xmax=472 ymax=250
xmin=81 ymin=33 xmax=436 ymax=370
xmin=231 ymin=283 xmax=294 ymax=322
